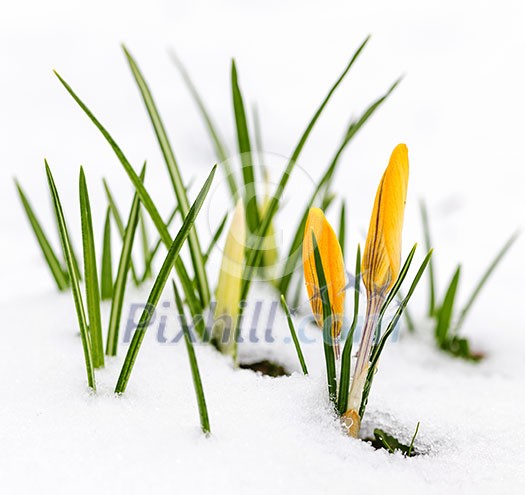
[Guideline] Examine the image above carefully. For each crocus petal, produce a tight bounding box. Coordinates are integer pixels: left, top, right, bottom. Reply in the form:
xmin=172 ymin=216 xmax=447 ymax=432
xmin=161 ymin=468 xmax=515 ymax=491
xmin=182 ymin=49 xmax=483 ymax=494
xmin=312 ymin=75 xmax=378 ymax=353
xmin=302 ymin=208 xmax=346 ymax=349
xmin=362 ymin=144 xmax=409 ymax=294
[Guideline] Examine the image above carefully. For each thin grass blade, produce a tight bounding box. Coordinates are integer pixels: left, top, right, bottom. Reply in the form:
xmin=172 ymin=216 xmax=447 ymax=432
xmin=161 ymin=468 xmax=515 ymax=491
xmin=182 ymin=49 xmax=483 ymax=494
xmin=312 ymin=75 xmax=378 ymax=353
xmin=140 ymin=205 xmax=179 ymax=283
xmin=45 ymin=162 xmax=95 ymax=390
xmin=360 ymin=250 xmax=433 ymax=416
xmin=100 ymin=207 xmax=113 ymax=300
xmin=172 ymin=281 xmax=211 ymax=435
xmin=103 ymin=178 xmax=141 ymax=286
xmin=454 ymin=231 xmax=519 ymax=333
xmin=252 ymin=104 xmax=265 ymax=173
xmin=79 ymin=167 xmax=105 ymax=368
xmin=115 ymin=166 xmax=216 ymax=393
xmin=203 ymin=212 xmax=229 ymax=265
xmin=407 ymin=422 xmax=420 ymax=457
xmin=338 ymin=201 xmax=346 ymax=257
xmin=106 ymin=166 xmax=146 ymax=356
xmin=231 ymin=60 xmax=259 ymax=235
xmin=139 ymin=209 xmax=152 ymax=280
xmin=277 ymin=73 xmax=398 ymax=298
xmin=420 ymin=200 xmax=436 ymax=316
xmin=378 ymin=244 xmax=418 ymax=324
xmin=280 ymin=295 xmax=308 ymax=375
xmin=338 ymin=244 xmax=361 ymax=415
xmin=242 ymin=37 xmax=371 ymax=300
xmin=169 ymin=50 xmax=236 ymax=199
xmin=15 ymin=180 xmax=69 ymax=291
xmin=312 ymin=232 xmax=337 ymax=404
xmin=435 ymin=266 xmax=461 ymax=344
xmin=122 ymin=46 xmax=210 ymax=308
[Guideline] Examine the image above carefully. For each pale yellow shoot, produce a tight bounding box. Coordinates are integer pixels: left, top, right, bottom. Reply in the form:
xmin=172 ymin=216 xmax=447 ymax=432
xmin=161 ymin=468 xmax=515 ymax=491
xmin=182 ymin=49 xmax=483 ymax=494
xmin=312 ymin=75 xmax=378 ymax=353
xmin=213 ymin=199 xmax=246 ymax=356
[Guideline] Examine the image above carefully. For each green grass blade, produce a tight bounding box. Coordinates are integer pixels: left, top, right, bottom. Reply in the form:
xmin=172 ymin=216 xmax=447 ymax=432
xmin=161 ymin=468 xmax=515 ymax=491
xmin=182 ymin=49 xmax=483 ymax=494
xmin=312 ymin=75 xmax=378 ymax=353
xmin=100 ymin=207 xmax=113 ymax=301
xmin=360 ymin=250 xmax=433 ymax=416
xmin=45 ymin=162 xmax=95 ymax=390
xmin=103 ymin=177 xmax=144 ymax=286
xmin=338 ymin=201 xmax=346 ymax=257
xmin=139 ymin=205 xmax=179 ymax=283
xmin=420 ymin=200 xmax=436 ymax=316
xmin=277 ymin=74 xmax=398 ymax=298
xmin=319 ymin=78 xmax=401 ymax=206
xmin=139 ymin=209 xmax=152 ymax=280
xmin=379 ymin=244 xmax=418 ymax=323
xmin=280 ymin=295 xmax=308 ymax=375
xmin=103 ymin=180 xmax=125 ymax=234
xmin=435 ymin=266 xmax=461 ymax=344
xmin=252 ymin=104 xmax=271 ymax=194
xmin=79 ymin=167 xmax=105 ymax=368
xmin=374 ymin=245 xmax=418 ymax=345
xmin=277 ymin=161 xmax=339 ymax=297
xmin=115 ymin=166 xmax=216 ymax=393
xmin=454 ymin=231 xmax=519 ymax=333
xmin=54 ymin=71 xmax=203 ymax=323
xmin=252 ymin=104 xmax=265 ymax=170
xmin=203 ymin=212 xmax=229 ymax=265
xmin=122 ymin=46 xmax=210 ymax=308
xmin=312 ymin=232 xmax=337 ymax=404
xmin=231 ymin=60 xmax=260 ymax=235
xmin=407 ymin=422 xmax=420 ymax=457
xmin=15 ymin=180 xmax=69 ymax=291
xmin=169 ymin=50 xmax=236 ymax=199
xmin=400 ymin=294 xmax=416 ymax=333
xmin=342 ymin=79 xmax=401 ymax=147
xmin=338 ymin=244 xmax=361 ymax=415
xmin=106 ymin=166 xmax=146 ymax=356
xmin=242 ymin=37 xmax=370 ymax=300
xmin=172 ymin=281 xmax=211 ymax=435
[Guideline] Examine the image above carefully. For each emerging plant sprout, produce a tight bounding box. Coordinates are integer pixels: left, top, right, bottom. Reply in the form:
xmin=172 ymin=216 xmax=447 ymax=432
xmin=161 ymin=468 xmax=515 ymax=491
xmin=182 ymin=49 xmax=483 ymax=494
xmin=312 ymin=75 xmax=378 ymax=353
xmin=212 ymin=199 xmax=246 ymax=359
xmin=411 ymin=201 xmax=519 ymax=361
xmin=300 ymin=145 xmax=432 ymax=438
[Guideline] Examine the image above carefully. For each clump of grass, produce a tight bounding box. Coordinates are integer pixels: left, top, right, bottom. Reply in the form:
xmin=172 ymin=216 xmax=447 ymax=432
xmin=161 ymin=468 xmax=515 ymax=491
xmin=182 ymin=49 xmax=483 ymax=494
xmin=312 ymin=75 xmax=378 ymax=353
xmin=17 ymin=40 xmax=413 ymax=438
xmin=416 ymin=200 xmax=519 ymax=361
xmin=45 ymin=162 xmax=96 ymax=389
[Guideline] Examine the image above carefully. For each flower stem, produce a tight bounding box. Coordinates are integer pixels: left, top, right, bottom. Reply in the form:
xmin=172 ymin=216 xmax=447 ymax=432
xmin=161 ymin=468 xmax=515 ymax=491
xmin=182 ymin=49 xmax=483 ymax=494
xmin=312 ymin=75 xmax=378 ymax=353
xmin=347 ymin=292 xmax=383 ymax=415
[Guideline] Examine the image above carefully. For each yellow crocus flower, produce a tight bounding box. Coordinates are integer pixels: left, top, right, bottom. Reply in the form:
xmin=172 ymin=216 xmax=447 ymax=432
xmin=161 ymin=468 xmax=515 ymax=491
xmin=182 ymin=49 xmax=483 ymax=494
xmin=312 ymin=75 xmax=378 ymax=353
xmin=345 ymin=143 xmax=409 ymax=437
xmin=362 ymin=143 xmax=409 ymax=294
xmin=302 ymin=207 xmax=346 ymax=357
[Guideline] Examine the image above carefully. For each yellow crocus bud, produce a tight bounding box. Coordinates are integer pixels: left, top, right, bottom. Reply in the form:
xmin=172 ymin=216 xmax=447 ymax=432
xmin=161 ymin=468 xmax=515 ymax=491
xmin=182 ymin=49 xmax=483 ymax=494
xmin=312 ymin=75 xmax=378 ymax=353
xmin=345 ymin=144 xmax=409 ymax=437
xmin=213 ymin=199 xmax=246 ymax=357
xmin=362 ymin=143 xmax=409 ymax=294
xmin=302 ymin=207 xmax=346 ymax=357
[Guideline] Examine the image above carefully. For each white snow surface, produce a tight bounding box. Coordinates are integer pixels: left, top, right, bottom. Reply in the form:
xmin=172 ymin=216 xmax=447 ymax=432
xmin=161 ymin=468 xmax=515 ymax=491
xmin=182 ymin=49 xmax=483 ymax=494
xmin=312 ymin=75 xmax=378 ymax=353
xmin=1 ymin=1 xmax=524 ymax=493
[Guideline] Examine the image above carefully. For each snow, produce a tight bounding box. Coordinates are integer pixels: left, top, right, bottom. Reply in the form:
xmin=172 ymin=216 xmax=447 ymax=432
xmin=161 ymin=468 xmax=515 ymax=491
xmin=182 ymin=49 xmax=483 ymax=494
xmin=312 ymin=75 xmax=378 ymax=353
xmin=1 ymin=1 xmax=525 ymax=493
